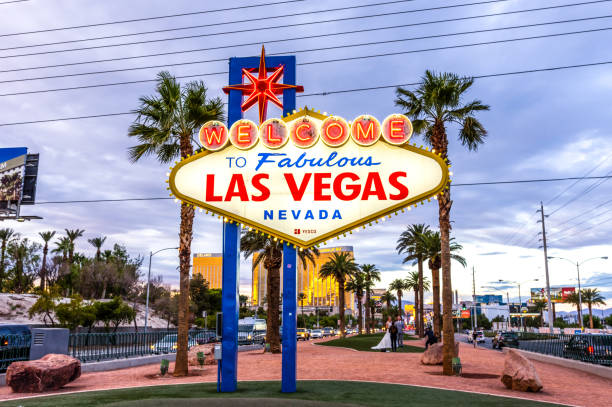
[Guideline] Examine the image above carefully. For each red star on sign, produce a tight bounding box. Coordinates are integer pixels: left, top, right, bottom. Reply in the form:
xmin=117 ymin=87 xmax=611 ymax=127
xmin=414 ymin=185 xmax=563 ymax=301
xmin=223 ymin=45 xmax=304 ymax=124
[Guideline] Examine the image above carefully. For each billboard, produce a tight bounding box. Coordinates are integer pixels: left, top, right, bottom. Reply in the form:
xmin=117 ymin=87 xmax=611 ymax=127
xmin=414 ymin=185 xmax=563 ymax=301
xmin=509 ymin=303 xmax=540 ymax=317
xmin=452 ymin=309 xmax=471 ymax=319
xmin=169 ymin=109 xmax=449 ymax=248
xmin=530 ymin=287 xmax=575 ymax=303
xmin=0 ymin=147 xmax=27 ymax=215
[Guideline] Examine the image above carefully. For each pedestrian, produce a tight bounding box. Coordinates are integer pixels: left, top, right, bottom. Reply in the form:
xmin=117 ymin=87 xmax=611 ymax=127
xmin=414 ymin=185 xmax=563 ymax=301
xmin=472 ymin=329 xmax=478 ymax=348
xmin=424 ymin=326 xmax=437 ymax=349
xmin=394 ymin=315 xmax=405 ymax=347
xmin=371 ymin=316 xmax=393 ymax=352
xmin=389 ymin=318 xmax=398 ymax=352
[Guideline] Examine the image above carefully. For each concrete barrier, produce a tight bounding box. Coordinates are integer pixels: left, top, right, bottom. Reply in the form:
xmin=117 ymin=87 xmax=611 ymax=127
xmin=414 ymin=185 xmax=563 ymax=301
xmin=503 ymin=348 xmax=612 ymax=380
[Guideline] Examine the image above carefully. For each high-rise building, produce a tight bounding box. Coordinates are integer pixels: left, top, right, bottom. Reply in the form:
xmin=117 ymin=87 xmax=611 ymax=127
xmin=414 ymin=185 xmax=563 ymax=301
xmin=192 ymin=253 xmax=222 ymax=289
xmin=251 ymin=246 xmax=355 ymax=313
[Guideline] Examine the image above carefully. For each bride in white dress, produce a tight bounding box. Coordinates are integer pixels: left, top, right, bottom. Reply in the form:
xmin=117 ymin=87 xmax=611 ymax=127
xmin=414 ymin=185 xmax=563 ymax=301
xmin=371 ymin=317 xmax=393 ymax=351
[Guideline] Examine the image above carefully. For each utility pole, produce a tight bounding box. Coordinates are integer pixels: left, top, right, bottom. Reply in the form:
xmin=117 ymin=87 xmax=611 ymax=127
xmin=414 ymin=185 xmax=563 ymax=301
xmin=537 ymin=202 xmax=554 ymax=332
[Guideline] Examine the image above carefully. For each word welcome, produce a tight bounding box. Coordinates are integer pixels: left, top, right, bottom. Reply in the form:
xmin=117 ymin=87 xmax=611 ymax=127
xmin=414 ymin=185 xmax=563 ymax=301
xmin=198 ymin=113 xmax=413 ymax=151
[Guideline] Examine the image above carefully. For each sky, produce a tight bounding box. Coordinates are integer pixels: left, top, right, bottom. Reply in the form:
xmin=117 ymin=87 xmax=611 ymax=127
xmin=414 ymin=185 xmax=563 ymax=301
xmin=2 ymin=0 xmax=611 ymax=312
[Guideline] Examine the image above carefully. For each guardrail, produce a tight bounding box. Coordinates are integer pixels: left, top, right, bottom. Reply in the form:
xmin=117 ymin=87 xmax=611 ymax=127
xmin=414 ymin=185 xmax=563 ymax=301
xmin=68 ymin=329 xmax=217 ymax=363
xmin=0 ymin=334 xmax=31 ymax=373
xmin=517 ymin=332 xmax=612 ymax=367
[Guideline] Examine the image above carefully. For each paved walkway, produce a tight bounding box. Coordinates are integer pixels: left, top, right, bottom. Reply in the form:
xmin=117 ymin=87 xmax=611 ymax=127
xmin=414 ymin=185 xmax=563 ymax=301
xmin=1 ymin=338 xmax=610 ymax=406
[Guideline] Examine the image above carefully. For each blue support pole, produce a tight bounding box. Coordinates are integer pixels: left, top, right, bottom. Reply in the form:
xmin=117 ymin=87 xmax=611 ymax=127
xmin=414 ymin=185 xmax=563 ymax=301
xmin=219 ymin=57 xmax=244 ymax=393
xmin=282 ymin=243 xmax=297 ymax=393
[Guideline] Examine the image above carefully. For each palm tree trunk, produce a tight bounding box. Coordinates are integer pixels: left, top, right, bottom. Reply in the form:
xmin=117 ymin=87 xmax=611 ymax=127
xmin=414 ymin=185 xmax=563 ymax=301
xmin=357 ymin=296 xmax=363 ymax=334
xmin=339 ymin=279 xmax=346 ymax=337
xmin=588 ymin=303 xmax=593 ymax=329
xmin=431 ymin=267 xmax=441 ymax=337
xmin=268 ymin=264 xmax=281 ymax=353
xmin=365 ymin=291 xmax=371 ymax=334
xmin=40 ymin=244 xmax=48 ymax=291
xmin=0 ymin=242 xmax=5 ymax=291
xmin=418 ymin=259 xmax=424 ymax=337
xmin=397 ymin=291 xmax=403 ymax=317
xmin=414 ymin=288 xmax=419 ymax=333
xmin=174 ymin=201 xmax=194 ymax=376
xmin=433 ymin=120 xmax=455 ymax=376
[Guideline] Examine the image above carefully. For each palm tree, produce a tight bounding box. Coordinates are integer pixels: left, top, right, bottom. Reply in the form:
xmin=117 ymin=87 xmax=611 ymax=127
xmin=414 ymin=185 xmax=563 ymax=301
xmin=397 ymin=224 xmax=429 ymax=337
xmin=531 ymin=298 xmax=548 ymax=327
xmin=389 ymin=278 xmax=409 ymax=318
xmin=565 ymin=291 xmax=582 ymax=323
xmin=127 ymin=71 xmax=223 ymax=376
xmin=64 ymin=229 xmax=84 ymax=296
xmin=88 ymin=236 xmax=107 ymax=261
xmin=0 ymin=228 xmax=17 ymax=291
xmin=581 ymin=288 xmax=606 ymax=329
xmin=298 ymin=292 xmax=307 ymax=328
xmin=380 ymin=290 xmax=396 ymax=312
xmin=241 ymin=231 xmax=318 ymax=352
xmin=419 ymin=230 xmax=466 ymax=336
xmin=38 ymin=231 xmax=56 ymax=291
xmin=360 ymin=264 xmax=380 ymax=333
xmin=405 ymin=271 xmax=430 ymax=329
xmin=345 ymin=271 xmax=366 ymax=334
xmin=319 ymin=252 xmax=359 ymax=338
xmin=396 ymin=70 xmax=489 ymax=375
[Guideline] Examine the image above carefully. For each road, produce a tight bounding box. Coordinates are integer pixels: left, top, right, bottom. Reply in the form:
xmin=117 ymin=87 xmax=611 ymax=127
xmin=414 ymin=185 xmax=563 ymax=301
xmin=455 ymin=333 xmax=499 ymax=351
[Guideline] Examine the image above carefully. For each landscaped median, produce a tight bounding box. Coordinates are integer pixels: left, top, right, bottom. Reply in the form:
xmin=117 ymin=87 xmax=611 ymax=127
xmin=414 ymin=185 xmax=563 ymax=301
xmin=0 ymin=381 xmax=566 ymax=407
xmin=316 ymin=333 xmax=424 ymax=353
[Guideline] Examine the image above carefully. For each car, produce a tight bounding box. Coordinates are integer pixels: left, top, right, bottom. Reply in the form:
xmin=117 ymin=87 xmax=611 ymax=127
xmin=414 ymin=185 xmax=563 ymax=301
xmin=563 ymin=334 xmax=612 ymax=366
xmin=467 ymin=330 xmax=485 ymax=343
xmin=310 ymin=329 xmax=323 ymax=339
xmin=297 ymin=328 xmax=310 ymax=341
xmin=151 ymin=334 xmax=197 ymax=354
xmin=322 ymin=327 xmax=335 ymax=337
xmin=191 ymin=330 xmax=217 ymax=344
xmin=492 ymin=331 xmax=519 ymax=349
xmin=238 ymin=324 xmax=266 ymax=345
xmin=0 ymin=324 xmax=31 ymax=372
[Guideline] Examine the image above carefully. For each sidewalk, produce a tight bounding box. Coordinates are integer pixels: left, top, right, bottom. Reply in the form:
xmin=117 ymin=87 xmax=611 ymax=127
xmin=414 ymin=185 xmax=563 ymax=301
xmin=1 ymin=338 xmax=610 ymax=406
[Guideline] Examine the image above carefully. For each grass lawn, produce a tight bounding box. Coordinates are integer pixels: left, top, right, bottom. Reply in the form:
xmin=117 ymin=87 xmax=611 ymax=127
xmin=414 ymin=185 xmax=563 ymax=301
xmin=0 ymin=381 xmax=564 ymax=407
xmin=317 ymin=333 xmax=424 ymax=353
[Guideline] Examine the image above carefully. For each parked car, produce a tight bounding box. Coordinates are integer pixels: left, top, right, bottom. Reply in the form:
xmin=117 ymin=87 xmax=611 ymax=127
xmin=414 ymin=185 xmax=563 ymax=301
xmin=492 ymin=331 xmax=519 ymax=349
xmin=322 ymin=327 xmax=335 ymax=337
xmin=467 ymin=330 xmax=485 ymax=343
xmin=151 ymin=334 xmax=197 ymax=354
xmin=191 ymin=331 xmax=217 ymax=344
xmin=0 ymin=324 xmax=31 ymax=372
xmin=310 ymin=329 xmax=323 ymax=339
xmin=297 ymin=328 xmax=310 ymax=341
xmin=563 ymin=334 xmax=612 ymax=366
xmin=238 ymin=324 xmax=266 ymax=345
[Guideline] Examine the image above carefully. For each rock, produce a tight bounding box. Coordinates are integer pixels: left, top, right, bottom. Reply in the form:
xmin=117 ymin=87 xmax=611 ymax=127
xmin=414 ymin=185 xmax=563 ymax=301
xmin=501 ymin=349 xmax=543 ymax=392
xmin=420 ymin=342 xmax=460 ymax=365
xmin=6 ymin=354 xmax=81 ymax=393
xmin=188 ymin=344 xmax=215 ymax=366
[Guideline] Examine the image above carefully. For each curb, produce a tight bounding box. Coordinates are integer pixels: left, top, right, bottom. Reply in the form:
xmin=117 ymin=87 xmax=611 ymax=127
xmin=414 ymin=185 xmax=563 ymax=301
xmin=503 ymin=348 xmax=612 ymax=380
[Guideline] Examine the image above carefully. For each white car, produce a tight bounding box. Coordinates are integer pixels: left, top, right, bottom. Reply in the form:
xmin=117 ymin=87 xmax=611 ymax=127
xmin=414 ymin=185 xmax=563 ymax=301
xmin=151 ymin=334 xmax=197 ymax=353
xmin=310 ymin=329 xmax=323 ymax=339
xmin=467 ymin=330 xmax=485 ymax=343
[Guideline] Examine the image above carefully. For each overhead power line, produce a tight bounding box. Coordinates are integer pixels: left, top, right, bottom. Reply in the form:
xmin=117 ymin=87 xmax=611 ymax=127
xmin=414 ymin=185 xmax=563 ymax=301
xmin=32 ymin=176 xmax=612 ymax=205
xmin=1 ymin=60 xmax=611 ymax=126
xmin=0 ymin=0 xmax=29 ymax=4
xmin=548 ymin=168 xmax=612 ymax=216
xmin=1 ymin=0 xmax=603 ymax=59
xmin=4 ymin=15 xmax=611 ymax=84
xmin=553 ymin=197 xmax=612 ymax=229
xmin=2 ymin=28 xmax=610 ymax=98
xmin=0 ymin=0 xmax=308 ymax=38
xmin=2 ymin=2 xmax=607 ymax=74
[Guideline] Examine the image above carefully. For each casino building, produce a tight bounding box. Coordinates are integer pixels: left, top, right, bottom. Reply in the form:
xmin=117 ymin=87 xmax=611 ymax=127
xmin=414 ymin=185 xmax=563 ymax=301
xmin=192 ymin=253 xmax=223 ymax=289
xmin=251 ymin=246 xmax=355 ymax=314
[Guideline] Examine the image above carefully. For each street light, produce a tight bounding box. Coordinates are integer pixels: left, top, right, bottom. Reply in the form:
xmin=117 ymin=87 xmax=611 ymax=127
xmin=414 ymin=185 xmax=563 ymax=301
xmin=144 ymin=247 xmax=179 ymax=332
xmin=547 ymin=256 xmax=608 ymax=330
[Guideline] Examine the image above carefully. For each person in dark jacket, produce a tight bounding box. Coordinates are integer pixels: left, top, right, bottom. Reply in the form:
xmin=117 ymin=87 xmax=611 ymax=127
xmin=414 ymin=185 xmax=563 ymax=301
xmin=424 ymin=326 xmax=437 ymax=349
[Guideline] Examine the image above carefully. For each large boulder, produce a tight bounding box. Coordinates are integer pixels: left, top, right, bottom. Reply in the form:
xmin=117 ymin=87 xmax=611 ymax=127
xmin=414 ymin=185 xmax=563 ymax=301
xmin=420 ymin=342 xmax=460 ymax=365
xmin=6 ymin=354 xmax=81 ymax=393
xmin=501 ymin=349 xmax=543 ymax=392
xmin=188 ymin=344 xmax=215 ymax=366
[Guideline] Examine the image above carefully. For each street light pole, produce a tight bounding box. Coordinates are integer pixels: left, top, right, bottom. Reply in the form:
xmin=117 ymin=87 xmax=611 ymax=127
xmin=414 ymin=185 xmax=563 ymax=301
xmin=144 ymin=247 xmax=179 ymax=333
